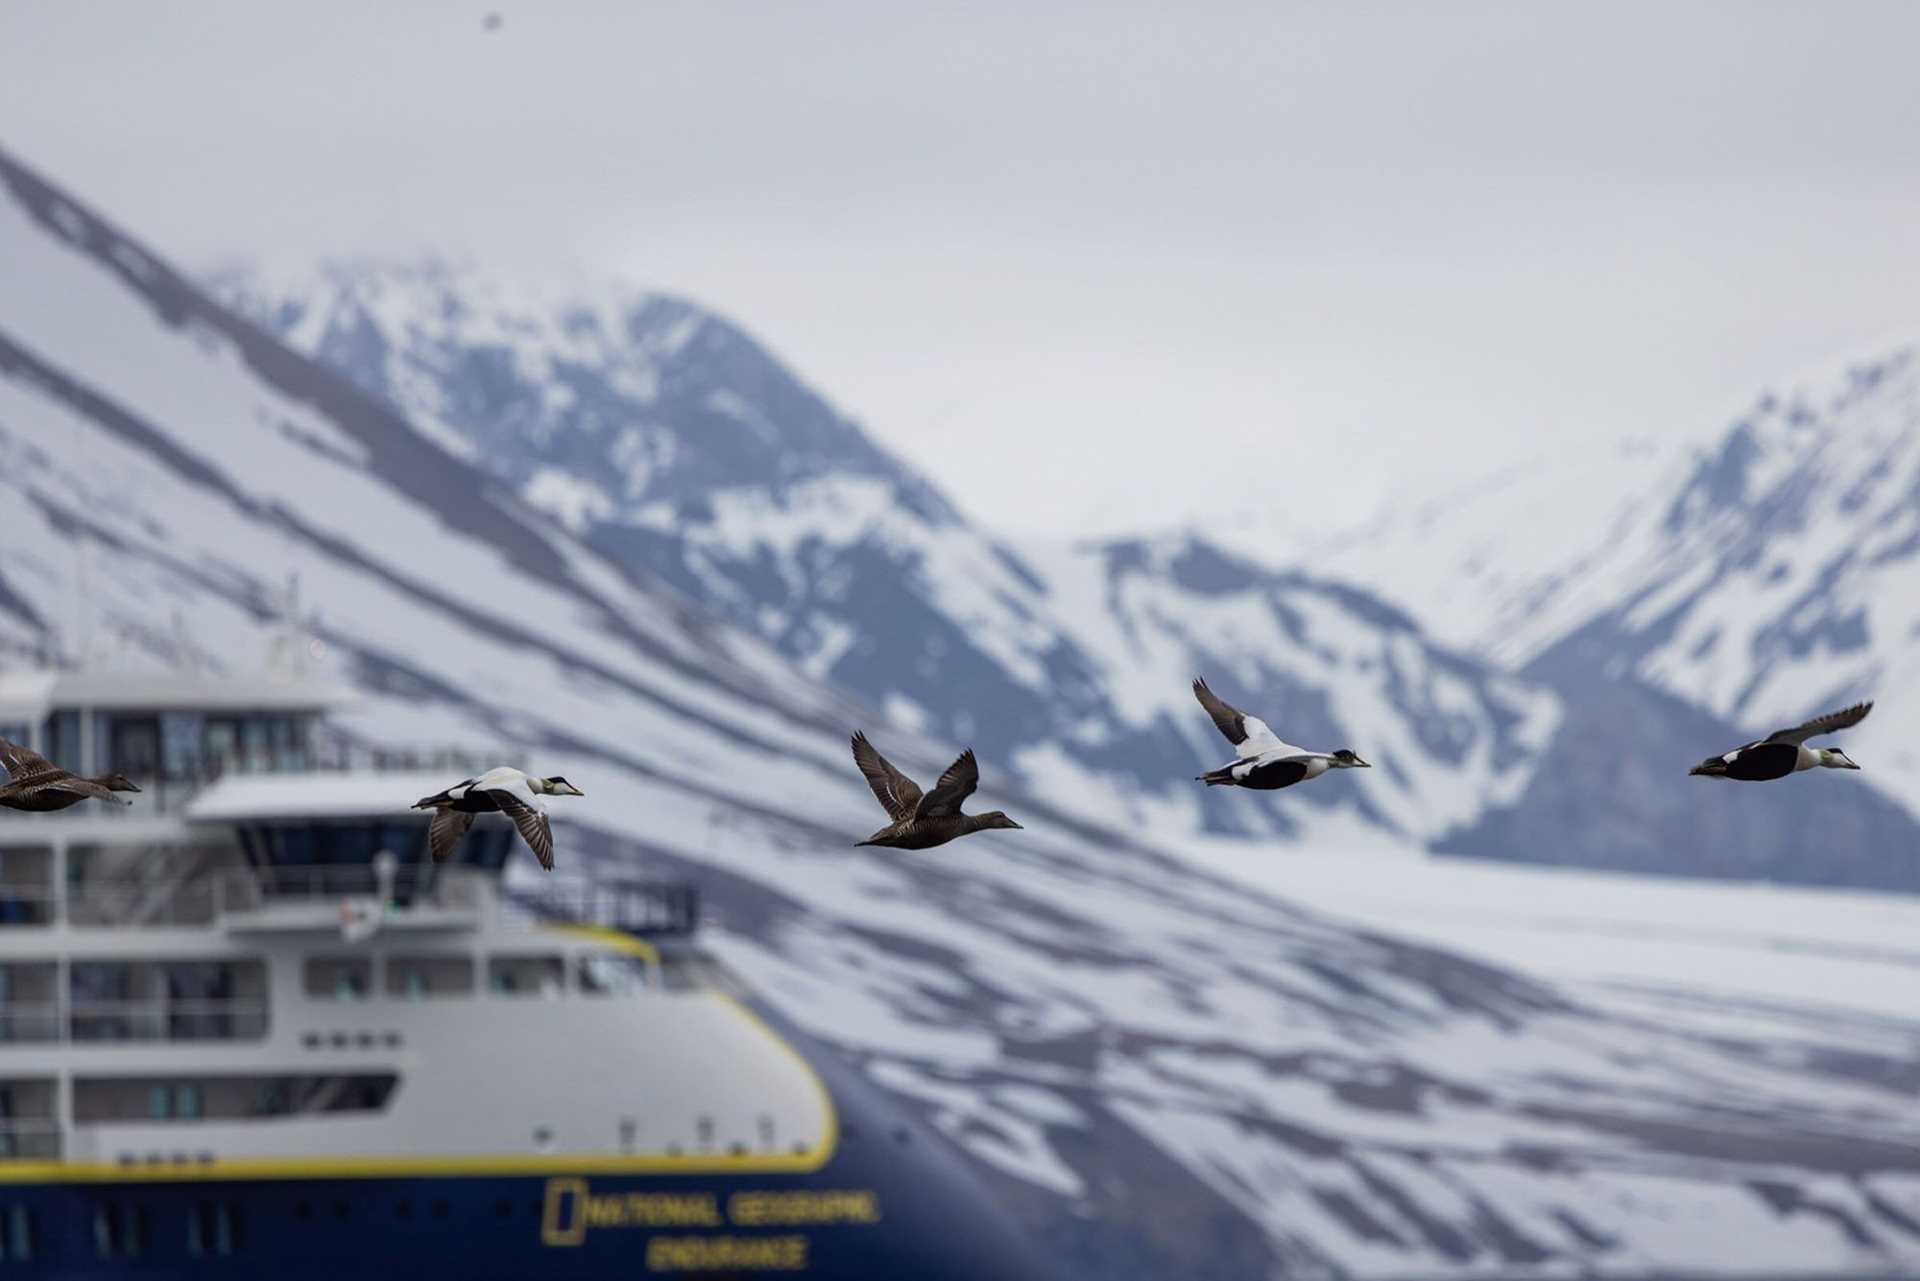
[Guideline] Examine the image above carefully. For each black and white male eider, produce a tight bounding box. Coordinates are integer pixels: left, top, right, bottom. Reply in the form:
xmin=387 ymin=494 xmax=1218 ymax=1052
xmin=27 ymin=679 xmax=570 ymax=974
xmin=1689 ymin=702 xmax=1873 ymax=782
xmin=412 ymin=767 xmax=583 ymax=869
xmin=849 ymin=733 xmax=1023 ymax=850
xmin=0 ymin=739 xmax=141 ymax=812
xmin=1191 ymin=677 xmax=1371 ymax=790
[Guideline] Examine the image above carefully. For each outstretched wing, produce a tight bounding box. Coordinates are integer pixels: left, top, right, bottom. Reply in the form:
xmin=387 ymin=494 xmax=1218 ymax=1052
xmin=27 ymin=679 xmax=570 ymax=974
xmin=1766 ymin=701 xmax=1873 ymax=746
xmin=1191 ymin=678 xmax=1288 ymax=754
xmin=917 ymin=749 xmax=979 ymax=819
xmin=489 ymin=788 xmax=555 ymax=870
xmin=850 ymin=732 xmax=923 ymax=821
xmin=427 ymin=808 xmax=475 ymax=862
xmin=41 ymin=775 xmax=125 ymax=806
xmin=0 ymin=738 xmax=58 ymax=783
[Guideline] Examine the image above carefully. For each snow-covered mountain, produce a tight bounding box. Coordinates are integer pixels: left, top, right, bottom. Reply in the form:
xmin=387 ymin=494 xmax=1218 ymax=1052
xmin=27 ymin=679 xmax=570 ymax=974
xmin=1302 ymin=353 xmax=1920 ymax=885
xmin=14 ymin=143 xmax=1920 ymax=1277
xmin=211 ymin=258 xmax=1920 ymax=888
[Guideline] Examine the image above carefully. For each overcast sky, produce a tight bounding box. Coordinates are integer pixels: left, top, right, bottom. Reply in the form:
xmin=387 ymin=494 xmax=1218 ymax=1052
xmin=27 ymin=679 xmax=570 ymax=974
xmin=4 ymin=2 xmax=1918 ymax=539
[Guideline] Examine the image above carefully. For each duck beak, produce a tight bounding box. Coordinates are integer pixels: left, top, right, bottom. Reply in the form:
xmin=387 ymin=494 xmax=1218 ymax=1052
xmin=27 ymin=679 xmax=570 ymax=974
xmin=564 ymin=783 xmax=585 ymax=796
xmin=124 ymin=781 xmax=143 ymax=792
xmin=1354 ymin=758 xmax=1372 ymax=769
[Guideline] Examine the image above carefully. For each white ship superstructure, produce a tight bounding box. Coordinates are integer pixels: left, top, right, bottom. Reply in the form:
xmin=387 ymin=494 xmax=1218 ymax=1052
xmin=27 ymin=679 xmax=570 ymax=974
xmin=0 ymin=668 xmax=1062 ymax=1278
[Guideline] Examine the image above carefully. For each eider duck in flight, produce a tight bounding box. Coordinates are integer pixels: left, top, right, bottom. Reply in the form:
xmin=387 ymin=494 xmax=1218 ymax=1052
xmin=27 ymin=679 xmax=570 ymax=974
xmin=849 ymin=732 xmax=1022 ymax=850
xmin=0 ymin=738 xmax=141 ymax=812
xmin=1191 ymin=677 xmax=1370 ymax=790
xmin=1689 ymin=702 xmax=1872 ymax=782
xmin=412 ymin=767 xmax=583 ymax=869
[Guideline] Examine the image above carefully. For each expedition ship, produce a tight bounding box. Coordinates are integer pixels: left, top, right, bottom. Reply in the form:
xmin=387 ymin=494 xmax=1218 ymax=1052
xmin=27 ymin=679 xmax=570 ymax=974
xmin=0 ymin=667 xmax=1060 ymax=1278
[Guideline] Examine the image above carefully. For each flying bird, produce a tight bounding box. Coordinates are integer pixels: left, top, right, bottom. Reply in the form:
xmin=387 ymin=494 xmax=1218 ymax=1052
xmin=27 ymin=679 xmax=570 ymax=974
xmin=1689 ymin=702 xmax=1873 ymax=782
xmin=849 ymin=732 xmax=1023 ymax=850
xmin=1191 ymin=677 xmax=1370 ymax=789
xmin=413 ymin=767 xmax=583 ymax=869
xmin=0 ymin=739 xmax=141 ymax=812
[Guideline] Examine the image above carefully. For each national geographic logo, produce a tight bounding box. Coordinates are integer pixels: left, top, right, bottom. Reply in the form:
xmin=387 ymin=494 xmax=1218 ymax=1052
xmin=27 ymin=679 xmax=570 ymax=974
xmin=541 ymin=1177 xmax=882 ymax=1266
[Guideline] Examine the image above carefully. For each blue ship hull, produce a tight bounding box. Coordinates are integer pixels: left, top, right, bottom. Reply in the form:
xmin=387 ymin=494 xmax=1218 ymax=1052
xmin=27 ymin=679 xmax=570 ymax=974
xmin=3 ymin=1005 xmax=1064 ymax=1280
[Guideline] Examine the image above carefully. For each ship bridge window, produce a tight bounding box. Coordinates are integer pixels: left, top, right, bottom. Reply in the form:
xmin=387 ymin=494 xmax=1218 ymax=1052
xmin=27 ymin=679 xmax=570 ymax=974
xmin=107 ymin=716 xmax=161 ymax=779
xmin=304 ymin=956 xmax=371 ymax=1001
xmin=260 ymin=821 xmax=428 ymax=873
xmin=75 ymin=1073 xmax=398 ymax=1123
xmin=659 ymin=952 xmax=738 ymax=995
xmin=385 ymin=954 xmax=474 ymax=999
xmin=488 ymin=954 xmax=564 ymax=997
xmin=576 ymin=953 xmax=654 ymax=996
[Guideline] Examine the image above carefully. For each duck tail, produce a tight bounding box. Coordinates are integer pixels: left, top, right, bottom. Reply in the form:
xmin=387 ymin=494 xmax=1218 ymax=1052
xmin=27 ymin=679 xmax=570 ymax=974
xmin=1196 ymin=767 xmax=1236 ymax=787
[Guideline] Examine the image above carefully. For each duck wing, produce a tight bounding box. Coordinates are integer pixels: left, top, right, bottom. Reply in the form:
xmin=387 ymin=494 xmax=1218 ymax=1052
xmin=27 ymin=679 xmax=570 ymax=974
xmin=428 ymin=808 xmax=475 ymax=862
xmin=1192 ymin=678 xmax=1295 ymax=755
xmin=0 ymin=739 xmax=59 ymax=783
xmin=489 ymin=787 xmax=555 ymax=870
xmin=917 ymin=749 xmax=979 ymax=819
xmin=850 ymin=732 xmax=923 ymax=821
xmin=41 ymin=775 xmax=123 ymax=805
xmin=1765 ymin=701 xmax=1873 ymax=745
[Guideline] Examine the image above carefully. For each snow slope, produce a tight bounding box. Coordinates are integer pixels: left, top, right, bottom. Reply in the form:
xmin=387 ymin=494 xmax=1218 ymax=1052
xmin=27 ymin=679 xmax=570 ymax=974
xmin=9 ymin=144 xmax=1920 ymax=1277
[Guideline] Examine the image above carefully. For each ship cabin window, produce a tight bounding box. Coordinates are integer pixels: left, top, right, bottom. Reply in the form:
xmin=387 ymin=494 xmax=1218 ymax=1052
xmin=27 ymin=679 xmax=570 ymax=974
xmin=74 ymin=1073 xmax=398 ymax=1123
xmin=385 ymin=954 xmax=474 ymax=999
xmin=65 ymin=844 xmax=235 ymax=927
xmin=659 ymin=952 xmax=735 ymax=995
xmin=201 ymin=718 xmax=242 ymax=774
xmin=576 ymin=952 xmax=655 ymax=996
xmin=304 ymin=956 xmax=372 ymax=1001
xmin=488 ymin=954 xmax=565 ymax=997
xmin=39 ymin=713 xmax=78 ymax=776
xmin=68 ymin=960 xmax=267 ymax=1042
xmin=0 ymin=847 xmax=52 ymax=928
xmin=106 ymin=716 xmax=161 ymax=780
xmin=0 ymin=1079 xmax=58 ymax=1160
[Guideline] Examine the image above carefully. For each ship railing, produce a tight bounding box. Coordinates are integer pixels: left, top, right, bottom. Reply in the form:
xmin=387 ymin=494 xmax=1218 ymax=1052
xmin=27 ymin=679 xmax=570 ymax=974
xmin=54 ymin=866 xmax=484 ymax=929
xmin=0 ymin=1121 xmax=60 ymax=1160
xmin=0 ymin=999 xmax=268 ymax=1045
xmin=66 ymin=998 xmax=269 ymax=1043
xmin=0 ymin=1003 xmax=61 ymax=1043
xmin=247 ymin=865 xmax=485 ymax=911
xmin=510 ymin=880 xmax=700 ymax=938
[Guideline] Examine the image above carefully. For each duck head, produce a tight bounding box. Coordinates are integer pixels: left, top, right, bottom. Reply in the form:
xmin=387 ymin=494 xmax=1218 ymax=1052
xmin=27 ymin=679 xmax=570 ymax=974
xmin=1328 ymin=749 xmax=1371 ymax=769
xmin=1819 ymin=748 xmax=1862 ymax=770
xmin=538 ymin=776 xmax=586 ymax=797
xmin=971 ymin=811 xmax=1024 ymax=831
xmin=100 ymin=773 xmax=142 ymax=793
